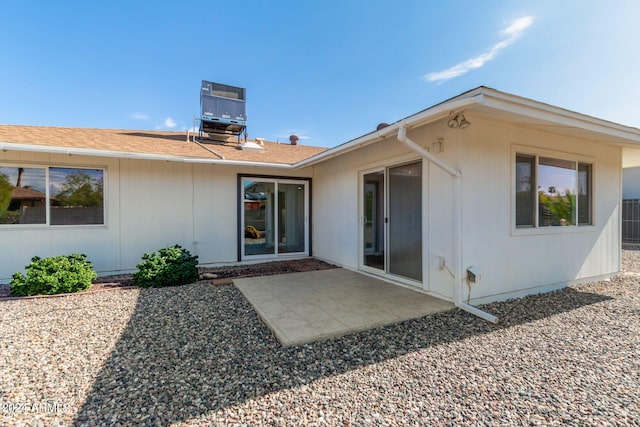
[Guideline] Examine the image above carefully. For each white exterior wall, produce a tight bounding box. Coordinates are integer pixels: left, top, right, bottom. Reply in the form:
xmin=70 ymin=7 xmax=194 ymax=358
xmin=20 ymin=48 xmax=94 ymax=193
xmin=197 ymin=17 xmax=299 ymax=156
xmin=313 ymin=115 xmax=622 ymax=303
xmin=0 ymin=150 xmax=313 ymax=281
xmin=1 ymin=117 xmax=623 ymax=302
xmin=312 ymin=138 xmax=422 ymax=269
xmin=460 ymin=115 xmax=621 ymax=303
xmin=312 ymin=121 xmax=461 ymax=300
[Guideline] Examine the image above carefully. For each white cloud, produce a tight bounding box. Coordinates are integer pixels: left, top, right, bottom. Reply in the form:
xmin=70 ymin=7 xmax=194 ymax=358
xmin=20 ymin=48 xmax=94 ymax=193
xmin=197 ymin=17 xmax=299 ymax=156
xmin=425 ymin=16 xmax=534 ymax=83
xmin=163 ymin=117 xmax=177 ymax=128
xmin=130 ymin=112 xmax=149 ymax=120
xmin=502 ymin=16 xmax=534 ymax=37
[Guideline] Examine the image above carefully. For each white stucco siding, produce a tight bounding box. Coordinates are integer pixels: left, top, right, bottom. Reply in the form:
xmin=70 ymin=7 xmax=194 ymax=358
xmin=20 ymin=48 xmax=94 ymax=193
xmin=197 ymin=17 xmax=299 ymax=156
xmin=312 ymin=155 xmax=359 ymax=268
xmin=460 ymin=115 xmax=622 ymax=303
xmin=0 ymin=151 xmax=314 ymax=281
xmin=408 ymin=123 xmax=462 ymax=300
xmin=0 ymin=151 xmax=121 ymax=281
xmin=118 ymin=159 xmax=195 ymax=270
xmin=425 ymin=164 xmax=456 ymax=299
xmin=312 ymin=122 xmax=460 ymax=299
xmin=115 ymin=160 xmax=315 ymax=272
xmin=313 ymin=116 xmax=622 ymax=304
xmin=190 ymin=163 xmax=238 ymax=264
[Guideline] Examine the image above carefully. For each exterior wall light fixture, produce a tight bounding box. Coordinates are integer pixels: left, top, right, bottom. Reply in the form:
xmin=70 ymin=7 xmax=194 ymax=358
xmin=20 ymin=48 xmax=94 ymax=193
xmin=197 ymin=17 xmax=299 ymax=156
xmin=447 ymin=113 xmax=471 ymax=129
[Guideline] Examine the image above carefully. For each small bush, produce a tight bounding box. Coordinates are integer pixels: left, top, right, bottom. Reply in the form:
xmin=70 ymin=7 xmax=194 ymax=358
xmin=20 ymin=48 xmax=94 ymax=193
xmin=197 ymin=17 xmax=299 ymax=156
xmin=132 ymin=245 xmax=199 ymax=288
xmin=10 ymin=254 xmax=97 ymax=297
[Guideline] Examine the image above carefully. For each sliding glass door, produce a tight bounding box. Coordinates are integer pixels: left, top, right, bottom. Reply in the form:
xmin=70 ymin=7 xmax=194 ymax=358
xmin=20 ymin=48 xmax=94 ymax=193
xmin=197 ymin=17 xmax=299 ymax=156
xmin=241 ymin=177 xmax=309 ymax=259
xmin=243 ymin=180 xmax=275 ymax=256
xmin=388 ymin=162 xmax=422 ymax=281
xmin=362 ymin=161 xmax=423 ymax=283
xmin=277 ymin=183 xmax=306 ymax=253
xmin=363 ymin=171 xmax=385 ymax=270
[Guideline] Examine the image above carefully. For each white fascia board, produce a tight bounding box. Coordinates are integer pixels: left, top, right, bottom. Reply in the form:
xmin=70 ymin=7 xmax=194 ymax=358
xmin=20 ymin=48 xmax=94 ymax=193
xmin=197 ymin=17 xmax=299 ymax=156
xmin=480 ymin=91 xmax=640 ymax=144
xmin=293 ymin=94 xmax=485 ymax=168
xmin=0 ymin=142 xmax=293 ymax=169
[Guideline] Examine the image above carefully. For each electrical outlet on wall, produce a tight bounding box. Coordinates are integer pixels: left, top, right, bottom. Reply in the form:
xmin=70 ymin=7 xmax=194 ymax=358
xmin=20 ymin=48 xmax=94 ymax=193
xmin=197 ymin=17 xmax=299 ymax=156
xmin=467 ymin=266 xmax=481 ymax=283
xmin=435 ymin=256 xmax=446 ymax=270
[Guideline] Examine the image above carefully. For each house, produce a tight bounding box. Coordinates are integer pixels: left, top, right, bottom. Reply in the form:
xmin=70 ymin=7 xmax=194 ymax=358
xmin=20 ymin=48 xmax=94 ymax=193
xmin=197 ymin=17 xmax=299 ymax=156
xmin=2 ymin=87 xmax=640 ymax=319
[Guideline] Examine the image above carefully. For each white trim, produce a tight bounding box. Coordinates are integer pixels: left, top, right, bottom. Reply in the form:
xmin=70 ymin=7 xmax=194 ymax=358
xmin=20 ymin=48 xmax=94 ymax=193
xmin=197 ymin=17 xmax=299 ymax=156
xmin=0 ymin=142 xmax=293 ymax=169
xmin=511 ymin=144 xmax=596 ymax=235
xmin=0 ymin=162 xmax=107 ymax=228
xmin=357 ymin=159 xmax=426 ymax=290
xmin=358 ymin=166 xmax=386 ymax=277
xmin=297 ymin=87 xmax=640 ymax=169
xmin=422 ymin=159 xmax=430 ymax=293
xmin=478 ymin=90 xmax=640 ymax=143
xmin=240 ymin=177 xmax=310 ymax=261
xmin=396 ymin=126 xmax=498 ymax=323
xmin=468 ymin=272 xmax=617 ymax=305
xmin=295 ymin=95 xmax=485 ymax=168
xmin=3 ymin=88 xmax=640 ymax=171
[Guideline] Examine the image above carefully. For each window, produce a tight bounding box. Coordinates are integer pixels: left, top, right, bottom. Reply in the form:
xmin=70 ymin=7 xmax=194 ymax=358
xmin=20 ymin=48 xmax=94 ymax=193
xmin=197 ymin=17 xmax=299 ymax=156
xmin=515 ymin=155 xmax=535 ymax=227
xmin=578 ymin=163 xmax=592 ymax=225
xmin=0 ymin=167 xmax=47 ymax=224
xmin=0 ymin=165 xmax=104 ymax=226
xmin=515 ymin=153 xmax=592 ymax=228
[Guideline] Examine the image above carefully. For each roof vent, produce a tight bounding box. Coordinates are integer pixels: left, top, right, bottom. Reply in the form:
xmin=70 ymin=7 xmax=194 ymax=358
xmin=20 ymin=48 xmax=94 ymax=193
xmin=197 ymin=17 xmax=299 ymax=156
xmin=289 ymin=135 xmax=299 ymax=145
xmin=376 ymin=122 xmax=390 ymax=131
xmin=240 ymin=141 xmax=264 ymax=152
xmin=199 ymin=80 xmax=247 ymax=137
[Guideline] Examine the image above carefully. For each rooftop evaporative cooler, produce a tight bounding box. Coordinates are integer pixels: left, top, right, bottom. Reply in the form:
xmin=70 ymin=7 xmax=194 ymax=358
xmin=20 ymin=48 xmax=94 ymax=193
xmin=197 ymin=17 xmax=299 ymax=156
xmin=199 ymin=80 xmax=247 ymax=136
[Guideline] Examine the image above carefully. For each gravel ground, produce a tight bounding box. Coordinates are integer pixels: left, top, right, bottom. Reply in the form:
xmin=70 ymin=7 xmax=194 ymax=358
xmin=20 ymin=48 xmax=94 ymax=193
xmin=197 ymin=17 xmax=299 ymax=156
xmin=1 ymin=253 xmax=639 ymax=426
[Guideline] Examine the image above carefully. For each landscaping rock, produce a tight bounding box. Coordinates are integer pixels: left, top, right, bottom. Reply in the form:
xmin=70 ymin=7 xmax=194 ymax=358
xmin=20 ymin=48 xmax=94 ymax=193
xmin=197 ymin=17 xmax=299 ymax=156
xmin=0 ymin=254 xmax=638 ymax=425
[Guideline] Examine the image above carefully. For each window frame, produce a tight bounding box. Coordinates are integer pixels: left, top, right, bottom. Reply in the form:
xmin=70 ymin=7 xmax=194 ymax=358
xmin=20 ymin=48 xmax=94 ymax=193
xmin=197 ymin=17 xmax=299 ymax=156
xmin=511 ymin=146 xmax=595 ymax=235
xmin=0 ymin=162 xmax=107 ymax=228
xmin=237 ymin=173 xmax=312 ymax=261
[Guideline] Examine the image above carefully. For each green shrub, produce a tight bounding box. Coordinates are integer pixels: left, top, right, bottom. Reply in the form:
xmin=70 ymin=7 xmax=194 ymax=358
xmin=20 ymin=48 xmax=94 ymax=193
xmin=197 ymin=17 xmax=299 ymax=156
xmin=10 ymin=254 xmax=97 ymax=297
xmin=132 ymin=245 xmax=199 ymax=288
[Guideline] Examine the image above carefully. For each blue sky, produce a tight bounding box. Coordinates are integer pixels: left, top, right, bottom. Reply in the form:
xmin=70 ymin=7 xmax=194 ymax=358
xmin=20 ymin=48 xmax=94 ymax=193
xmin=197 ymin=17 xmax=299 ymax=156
xmin=1 ymin=1 xmax=639 ymax=147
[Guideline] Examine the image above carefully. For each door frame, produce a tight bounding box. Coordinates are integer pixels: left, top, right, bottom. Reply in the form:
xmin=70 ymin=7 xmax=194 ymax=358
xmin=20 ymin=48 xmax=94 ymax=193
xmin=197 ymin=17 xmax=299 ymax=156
xmin=238 ymin=174 xmax=311 ymax=261
xmin=360 ymin=167 xmax=386 ymax=276
xmin=358 ymin=159 xmax=428 ymax=290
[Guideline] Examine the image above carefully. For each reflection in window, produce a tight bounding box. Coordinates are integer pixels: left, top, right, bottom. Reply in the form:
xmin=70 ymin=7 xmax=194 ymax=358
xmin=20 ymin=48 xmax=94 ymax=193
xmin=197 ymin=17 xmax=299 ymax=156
xmin=515 ymin=154 xmax=593 ymax=228
xmin=241 ymin=177 xmax=308 ymax=258
xmin=243 ymin=180 xmax=274 ymax=255
xmin=515 ymin=155 xmax=535 ymax=227
xmin=538 ymin=157 xmax=576 ymax=226
xmin=1 ymin=165 xmax=105 ymax=226
xmin=50 ymin=168 xmax=104 ymax=225
xmin=578 ymin=163 xmax=592 ymax=225
xmin=0 ymin=167 xmax=46 ymax=224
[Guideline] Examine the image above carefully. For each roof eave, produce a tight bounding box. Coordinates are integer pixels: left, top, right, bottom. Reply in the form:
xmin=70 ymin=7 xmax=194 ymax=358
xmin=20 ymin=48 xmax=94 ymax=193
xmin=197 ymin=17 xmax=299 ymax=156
xmin=295 ymin=87 xmax=640 ymax=169
xmin=0 ymin=142 xmax=294 ymax=169
xmin=293 ymin=93 xmax=485 ymax=168
xmin=478 ymin=88 xmax=640 ymax=144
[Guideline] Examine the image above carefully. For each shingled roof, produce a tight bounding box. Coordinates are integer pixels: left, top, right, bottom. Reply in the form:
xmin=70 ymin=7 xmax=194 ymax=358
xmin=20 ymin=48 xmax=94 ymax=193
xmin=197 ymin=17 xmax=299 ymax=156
xmin=0 ymin=125 xmax=328 ymax=165
xmin=10 ymin=186 xmax=46 ymax=200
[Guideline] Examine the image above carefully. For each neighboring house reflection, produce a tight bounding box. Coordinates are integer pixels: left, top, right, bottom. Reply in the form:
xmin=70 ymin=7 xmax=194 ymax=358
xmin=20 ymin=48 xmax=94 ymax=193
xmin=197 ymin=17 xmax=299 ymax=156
xmin=8 ymin=187 xmax=47 ymax=224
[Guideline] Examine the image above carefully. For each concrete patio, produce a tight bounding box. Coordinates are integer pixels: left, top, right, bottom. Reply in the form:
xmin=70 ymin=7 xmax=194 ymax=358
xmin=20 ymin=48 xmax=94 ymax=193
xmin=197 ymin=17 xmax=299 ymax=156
xmin=233 ymin=268 xmax=454 ymax=346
